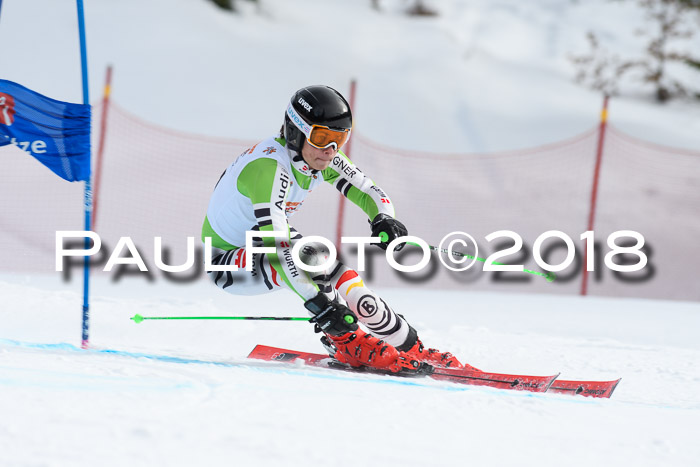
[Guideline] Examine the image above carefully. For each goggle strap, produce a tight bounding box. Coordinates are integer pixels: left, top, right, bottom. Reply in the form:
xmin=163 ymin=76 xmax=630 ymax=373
xmin=287 ymin=102 xmax=312 ymax=138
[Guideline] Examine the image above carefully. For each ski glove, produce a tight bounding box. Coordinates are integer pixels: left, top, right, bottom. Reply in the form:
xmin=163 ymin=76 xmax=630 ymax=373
xmin=304 ymin=293 xmax=359 ymax=336
xmin=370 ymin=213 xmax=408 ymax=251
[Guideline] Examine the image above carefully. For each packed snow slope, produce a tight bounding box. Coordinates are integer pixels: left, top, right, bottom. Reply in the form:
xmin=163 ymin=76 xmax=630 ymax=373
xmin=0 ymin=0 xmax=698 ymax=152
xmin=2 ymin=276 xmax=700 ymax=467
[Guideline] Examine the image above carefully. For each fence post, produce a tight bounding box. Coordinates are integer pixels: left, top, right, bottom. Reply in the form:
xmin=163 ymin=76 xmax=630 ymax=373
xmin=92 ymin=64 xmax=113 ymax=231
xmin=581 ymin=95 xmax=609 ymax=296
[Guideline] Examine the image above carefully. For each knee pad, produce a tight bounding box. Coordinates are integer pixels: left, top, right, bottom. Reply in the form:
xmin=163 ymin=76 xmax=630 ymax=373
xmin=297 ymin=241 xmax=334 ymax=269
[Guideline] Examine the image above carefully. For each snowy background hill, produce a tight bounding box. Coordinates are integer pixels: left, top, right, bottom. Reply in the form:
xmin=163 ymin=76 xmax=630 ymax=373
xmin=1 ymin=1 xmax=700 ymax=466
xmin=1 ymin=0 xmax=699 ymax=151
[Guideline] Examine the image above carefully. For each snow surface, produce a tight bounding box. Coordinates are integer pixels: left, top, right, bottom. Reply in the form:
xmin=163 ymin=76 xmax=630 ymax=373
xmin=2 ymin=0 xmax=700 ymax=465
xmin=2 ymin=275 xmax=700 ymax=467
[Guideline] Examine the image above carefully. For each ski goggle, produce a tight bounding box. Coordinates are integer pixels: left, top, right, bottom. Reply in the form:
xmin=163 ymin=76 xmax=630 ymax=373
xmin=287 ymin=102 xmax=351 ymax=150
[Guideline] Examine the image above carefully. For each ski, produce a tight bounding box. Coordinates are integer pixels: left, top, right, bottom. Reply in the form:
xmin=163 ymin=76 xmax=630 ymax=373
xmin=429 ymin=366 xmax=557 ymax=392
xmin=247 ymin=344 xmax=559 ymax=394
xmin=247 ymin=344 xmax=621 ymax=398
xmin=548 ymin=378 xmax=621 ymax=398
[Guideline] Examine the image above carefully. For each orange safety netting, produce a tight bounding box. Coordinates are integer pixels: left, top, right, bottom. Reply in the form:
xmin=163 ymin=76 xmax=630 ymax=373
xmin=1 ymin=101 xmax=698 ymax=301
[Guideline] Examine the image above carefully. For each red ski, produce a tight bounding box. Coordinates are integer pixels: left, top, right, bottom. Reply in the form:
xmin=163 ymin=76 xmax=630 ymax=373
xmin=247 ymin=344 xmax=559 ymax=394
xmin=429 ymin=365 xmax=557 ymax=393
xmin=548 ymin=378 xmax=621 ymax=398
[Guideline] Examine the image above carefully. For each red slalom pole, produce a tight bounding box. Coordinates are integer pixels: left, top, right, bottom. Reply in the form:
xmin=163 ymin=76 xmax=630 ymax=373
xmin=581 ymin=95 xmax=609 ymax=296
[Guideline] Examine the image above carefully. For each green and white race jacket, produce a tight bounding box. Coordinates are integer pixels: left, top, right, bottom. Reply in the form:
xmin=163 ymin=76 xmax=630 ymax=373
xmin=202 ymin=136 xmax=396 ymax=301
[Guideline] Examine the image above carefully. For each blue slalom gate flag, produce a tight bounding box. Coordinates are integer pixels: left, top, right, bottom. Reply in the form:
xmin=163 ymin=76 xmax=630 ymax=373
xmin=0 ymin=79 xmax=91 ymax=182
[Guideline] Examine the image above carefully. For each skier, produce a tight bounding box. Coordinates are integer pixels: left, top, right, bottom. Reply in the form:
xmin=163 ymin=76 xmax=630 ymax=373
xmin=202 ymin=85 xmax=462 ymax=374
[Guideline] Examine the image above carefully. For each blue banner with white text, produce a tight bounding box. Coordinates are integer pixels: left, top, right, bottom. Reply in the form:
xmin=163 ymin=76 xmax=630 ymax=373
xmin=0 ymin=79 xmax=91 ymax=182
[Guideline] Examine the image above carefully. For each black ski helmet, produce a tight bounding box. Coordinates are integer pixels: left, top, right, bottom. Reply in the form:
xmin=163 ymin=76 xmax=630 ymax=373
xmin=283 ymin=85 xmax=352 ymax=153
